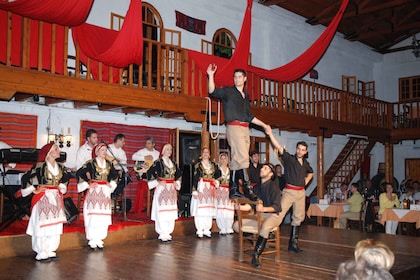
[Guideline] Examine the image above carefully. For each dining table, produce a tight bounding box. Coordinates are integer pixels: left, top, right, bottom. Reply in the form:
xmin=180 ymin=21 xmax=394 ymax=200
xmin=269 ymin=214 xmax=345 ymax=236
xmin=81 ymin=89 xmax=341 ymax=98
xmin=307 ymin=202 xmax=350 ymax=226
xmin=380 ymin=208 xmax=420 ymax=229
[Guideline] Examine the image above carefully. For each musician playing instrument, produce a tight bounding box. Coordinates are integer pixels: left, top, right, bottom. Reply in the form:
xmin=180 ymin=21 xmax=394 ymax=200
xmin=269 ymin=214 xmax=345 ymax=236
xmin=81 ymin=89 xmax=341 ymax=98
xmin=107 ymin=134 xmax=129 ymax=198
xmin=76 ymin=129 xmax=98 ymax=169
xmin=21 ymin=143 xmax=71 ymax=262
xmin=146 ymin=143 xmax=182 ymax=242
xmin=132 ymin=137 xmax=160 ymax=213
xmin=76 ymin=143 xmax=119 ymax=251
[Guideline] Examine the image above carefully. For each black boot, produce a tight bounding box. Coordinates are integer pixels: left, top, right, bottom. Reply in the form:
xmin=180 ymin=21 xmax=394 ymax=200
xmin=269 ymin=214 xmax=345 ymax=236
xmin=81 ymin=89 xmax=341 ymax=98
xmin=251 ymin=236 xmax=267 ymax=268
xmin=242 ymin=168 xmax=259 ymax=201
xmin=288 ymin=226 xmax=304 ymax=253
xmin=229 ymin=170 xmax=244 ymax=199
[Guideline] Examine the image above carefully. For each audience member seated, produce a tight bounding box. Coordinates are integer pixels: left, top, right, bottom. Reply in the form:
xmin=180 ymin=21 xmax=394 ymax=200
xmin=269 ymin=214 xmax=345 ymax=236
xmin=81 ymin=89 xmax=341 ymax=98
xmin=399 ymin=186 xmax=414 ymax=204
xmin=336 ymin=260 xmax=394 ymax=280
xmin=335 ymin=183 xmax=363 ymax=229
xmin=333 ymin=182 xmax=349 ymax=201
xmin=379 ymin=182 xmax=400 ymax=234
xmin=336 ymin=239 xmax=395 ymax=280
xmin=354 ymin=239 xmax=395 ymax=271
xmin=363 ymin=179 xmax=376 ymax=200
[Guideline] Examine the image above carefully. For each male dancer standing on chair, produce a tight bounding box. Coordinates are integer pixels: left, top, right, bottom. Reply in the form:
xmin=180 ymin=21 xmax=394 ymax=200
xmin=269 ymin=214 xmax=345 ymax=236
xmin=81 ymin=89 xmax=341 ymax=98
xmin=251 ymin=126 xmax=313 ymax=268
xmin=207 ymin=63 xmax=269 ymax=201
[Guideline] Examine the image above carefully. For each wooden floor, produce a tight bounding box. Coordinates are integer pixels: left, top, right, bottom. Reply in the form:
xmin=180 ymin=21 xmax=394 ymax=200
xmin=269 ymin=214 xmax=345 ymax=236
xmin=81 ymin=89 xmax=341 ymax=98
xmin=0 ymin=223 xmax=418 ymax=280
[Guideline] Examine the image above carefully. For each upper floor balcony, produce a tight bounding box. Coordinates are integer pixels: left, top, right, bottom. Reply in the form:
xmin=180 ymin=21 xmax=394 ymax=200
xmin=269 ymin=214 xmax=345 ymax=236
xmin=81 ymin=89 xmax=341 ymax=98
xmin=0 ymin=12 xmax=419 ymax=142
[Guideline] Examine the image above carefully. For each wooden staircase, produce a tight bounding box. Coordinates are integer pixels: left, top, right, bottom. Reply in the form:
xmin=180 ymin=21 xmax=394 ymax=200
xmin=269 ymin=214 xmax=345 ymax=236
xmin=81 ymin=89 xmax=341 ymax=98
xmin=324 ymin=138 xmax=376 ymax=194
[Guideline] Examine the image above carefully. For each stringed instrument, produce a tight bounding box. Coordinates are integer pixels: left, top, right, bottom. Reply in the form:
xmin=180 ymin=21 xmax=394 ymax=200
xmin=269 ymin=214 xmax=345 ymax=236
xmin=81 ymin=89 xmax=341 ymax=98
xmin=133 ymin=159 xmax=154 ymax=173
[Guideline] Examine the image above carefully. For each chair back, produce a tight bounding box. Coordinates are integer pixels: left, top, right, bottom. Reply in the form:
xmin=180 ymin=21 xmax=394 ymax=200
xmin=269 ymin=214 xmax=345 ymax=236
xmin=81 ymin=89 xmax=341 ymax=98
xmin=233 ymin=197 xmax=280 ymax=263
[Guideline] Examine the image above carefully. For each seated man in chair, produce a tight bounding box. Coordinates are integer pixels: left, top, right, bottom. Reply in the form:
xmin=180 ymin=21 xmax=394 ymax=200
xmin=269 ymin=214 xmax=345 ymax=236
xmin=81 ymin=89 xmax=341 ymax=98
xmin=249 ymin=163 xmax=282 ymax=268
xmin=336 ymin=183 xmax=363 ymax=229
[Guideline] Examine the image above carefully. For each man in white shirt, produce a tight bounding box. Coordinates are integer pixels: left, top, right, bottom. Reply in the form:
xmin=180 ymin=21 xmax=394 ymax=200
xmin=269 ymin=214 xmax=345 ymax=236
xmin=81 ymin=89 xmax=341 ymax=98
xmin=132 ymin=137 xmax=160 ymax=177
xmin=107 ymin=134 xmax=129 ymax=198
xmin=132 ymin=137 xmax=160 ymax=213
xmin=333 ymin=182 xmax=349 ymax=201
xmin=107 ymin=133 xmax=128 ymax=173
xmin=75 ymin=129 xmax=98 ymax=169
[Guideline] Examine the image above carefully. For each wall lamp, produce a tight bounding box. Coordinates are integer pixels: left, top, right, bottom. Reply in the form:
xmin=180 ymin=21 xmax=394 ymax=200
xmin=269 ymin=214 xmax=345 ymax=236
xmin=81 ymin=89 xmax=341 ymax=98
xmin=48 ymin=128 xmax=72 ymax=148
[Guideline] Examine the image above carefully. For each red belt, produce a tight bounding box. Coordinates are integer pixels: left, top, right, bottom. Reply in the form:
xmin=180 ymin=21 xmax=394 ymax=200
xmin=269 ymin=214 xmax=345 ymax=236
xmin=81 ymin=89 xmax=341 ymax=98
xmin=227 ymin=121 xmax=249 ymax=127
xmin=158 ymin=178 xmax=175 ymax=183
xmin=285 ymin=184 xmax=304 ymax=190
xmin=91 ymin=180 xmax=108 ymax=184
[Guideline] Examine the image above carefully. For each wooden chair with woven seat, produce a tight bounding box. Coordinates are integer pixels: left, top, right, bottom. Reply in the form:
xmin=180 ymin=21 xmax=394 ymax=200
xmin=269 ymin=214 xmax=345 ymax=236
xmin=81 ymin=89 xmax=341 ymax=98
xmin=346 ymin=200 xmax=368 ymax=231
xmin=232 ymin=198 xmax=280 ymax=264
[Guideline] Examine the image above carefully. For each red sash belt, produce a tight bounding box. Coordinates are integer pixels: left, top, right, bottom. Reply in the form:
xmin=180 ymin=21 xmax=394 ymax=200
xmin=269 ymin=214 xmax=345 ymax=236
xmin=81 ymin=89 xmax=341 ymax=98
xmin=220 ymin=184 xmax=229 ymax=189
xmin=91 ymin=180 xmax=108 ymax=184
xmin=285 ymin=184 xmax=304 ymax=190
xmin=202 ymin=178 xmax=216 ymax=187
xmin=158 ymin=178 xmax=175 ymax=183
xmin=227 ymin=121 xmax=249 ymax=127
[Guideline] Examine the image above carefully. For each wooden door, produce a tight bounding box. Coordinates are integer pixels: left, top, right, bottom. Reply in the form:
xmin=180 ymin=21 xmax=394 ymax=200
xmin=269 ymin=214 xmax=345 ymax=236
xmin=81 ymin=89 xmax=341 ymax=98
xmin=405 ymin=158 xmax=420 ymax=182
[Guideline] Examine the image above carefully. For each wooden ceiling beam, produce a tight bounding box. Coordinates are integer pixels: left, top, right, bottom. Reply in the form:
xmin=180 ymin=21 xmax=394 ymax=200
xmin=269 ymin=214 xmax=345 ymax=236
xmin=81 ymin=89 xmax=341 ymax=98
xmin=0 ymin=89 xmax=16 ymax=101
xmin=121 ymin=107 xmax=151 ymax=114
xmin=13 ymin=92 xmax=32 ymax=101
xmin=74 ymin=101 xmax=96 ymax=108
xmin=316 ymin=0 xmax=414 ymax=25
xmin=344 ymin=13 xmax=391 ymax=41
xmin=145 ymin=110 xmax=161 ymax=117
xmin=350 ymin=21 xmax=420 ymax=42
xmin=163 ymin=112 xmax=185 ymax=119
xmin=98 ymin=104 xmax=126 ymax=111
xmin=44 ymin=97 xmax=68 ymax=105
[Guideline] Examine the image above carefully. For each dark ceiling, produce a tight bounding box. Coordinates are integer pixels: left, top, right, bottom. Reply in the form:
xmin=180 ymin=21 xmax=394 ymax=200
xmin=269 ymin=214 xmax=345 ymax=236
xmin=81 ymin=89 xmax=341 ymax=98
xmin=258 ymin=0 xmax=420 ymax=54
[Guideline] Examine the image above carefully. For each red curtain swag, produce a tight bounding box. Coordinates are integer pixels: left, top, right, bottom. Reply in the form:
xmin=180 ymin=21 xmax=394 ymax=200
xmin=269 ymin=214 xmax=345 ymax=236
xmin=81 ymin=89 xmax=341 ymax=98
xmin=0 ymin=10 xmax=66 ymax=74
xmin=0 ymin=0 xmax=93 ymax=26
xmin=249 ymin=0 xmax=349 ymax=82
xmin=187 ymin=0 xmax=253 ymax=88
xmin=187 ymin=0 xmax=349 ymax=93
xmin=71 ymin=0 xmax=144 ymax=82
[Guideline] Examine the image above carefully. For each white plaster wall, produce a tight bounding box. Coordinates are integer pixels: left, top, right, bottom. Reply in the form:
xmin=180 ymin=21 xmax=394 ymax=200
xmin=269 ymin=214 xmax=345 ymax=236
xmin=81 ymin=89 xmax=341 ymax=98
xmin=374 ymin=33 xmax=420 ymax=102
xmin=2 ymin=0 xmax=419 ymax=190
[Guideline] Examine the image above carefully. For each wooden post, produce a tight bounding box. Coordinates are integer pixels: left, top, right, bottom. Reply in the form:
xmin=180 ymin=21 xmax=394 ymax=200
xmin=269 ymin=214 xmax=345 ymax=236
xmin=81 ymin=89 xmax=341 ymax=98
xmin=384 ymin=141 xmax=394 ymax=184
xmin=317 ymin=135 xmax=324 ymax=226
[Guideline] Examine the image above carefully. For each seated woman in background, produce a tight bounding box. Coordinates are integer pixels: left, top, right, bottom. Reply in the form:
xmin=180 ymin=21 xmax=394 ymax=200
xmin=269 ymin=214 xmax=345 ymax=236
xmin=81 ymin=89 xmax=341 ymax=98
xmin=378 ymin=182 xmax=400 ymax=235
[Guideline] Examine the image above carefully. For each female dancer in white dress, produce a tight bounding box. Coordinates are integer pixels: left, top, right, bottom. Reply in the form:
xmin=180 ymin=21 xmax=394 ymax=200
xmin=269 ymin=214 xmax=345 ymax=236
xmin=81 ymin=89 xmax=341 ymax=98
xmin=215 ymin=153 xmax=234 ymax=235
xmin=146 ymin=143 xmax=182 ymax=242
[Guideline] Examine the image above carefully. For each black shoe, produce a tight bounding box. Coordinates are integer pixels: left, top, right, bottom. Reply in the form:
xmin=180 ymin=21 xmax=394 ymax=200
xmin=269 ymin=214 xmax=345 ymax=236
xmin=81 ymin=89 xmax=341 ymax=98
xmin=97 ymin=246 xmax=105 ymax=251
xmin=49 ymin=256 xmax=60 ymax=261
xmin=88 ymin=246 xmax=98 ymax=252
xmin=37 ymin=258 xmax=51 ymax=263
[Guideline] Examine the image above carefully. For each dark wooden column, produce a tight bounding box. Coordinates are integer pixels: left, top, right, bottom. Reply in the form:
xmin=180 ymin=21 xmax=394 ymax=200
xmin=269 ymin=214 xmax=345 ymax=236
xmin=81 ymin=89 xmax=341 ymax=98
xmin=317 ymin=135 xmax=324 ymax=226
xmin=384 ymin=141 xmax=394 ymax=184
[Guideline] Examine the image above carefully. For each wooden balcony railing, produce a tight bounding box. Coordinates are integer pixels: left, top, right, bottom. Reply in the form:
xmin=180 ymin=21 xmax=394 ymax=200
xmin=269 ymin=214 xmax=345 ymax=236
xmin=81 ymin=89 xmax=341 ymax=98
xmin=1 ymin=13 xmax=419 ymax=132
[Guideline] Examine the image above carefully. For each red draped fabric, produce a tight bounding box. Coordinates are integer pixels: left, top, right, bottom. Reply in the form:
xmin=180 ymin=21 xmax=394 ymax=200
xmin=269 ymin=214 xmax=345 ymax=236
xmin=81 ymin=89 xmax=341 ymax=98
xmin=187 ymin=0 xmax=253 ymax=88
xmin=0 ymin=112 xmax=37 ymax=148
xmin=0 ymin=0 xmax=93 ymax=26
xmin=0 ymin=11 xmax=66 ymax=73
xmin=249 ymin=0 xmax=349 ymax=82
xmin=187 ymin=0 xmax=349 ymax=90
xmin=66 ymin=120 xmax=171 ymax=206
xmin=0 ymin=112 xmax=38 ymax=172
xmin=71 ymin=0 xmax=144 ymax=82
